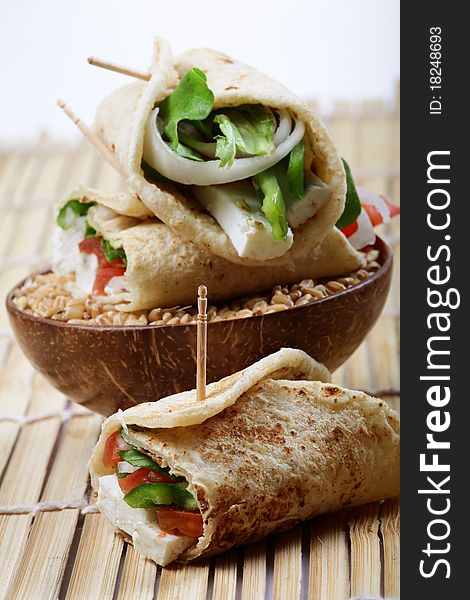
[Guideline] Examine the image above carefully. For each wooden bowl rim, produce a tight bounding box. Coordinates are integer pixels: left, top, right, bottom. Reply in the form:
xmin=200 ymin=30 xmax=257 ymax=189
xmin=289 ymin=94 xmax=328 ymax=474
xmin=6 ymin=236 xmax=392 ymax=333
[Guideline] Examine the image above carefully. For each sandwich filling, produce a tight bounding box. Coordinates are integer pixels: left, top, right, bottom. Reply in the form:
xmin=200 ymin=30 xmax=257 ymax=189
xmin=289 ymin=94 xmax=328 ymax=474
xmin=142 ymin=67 xmax=332 ymax=260
xmin=98 ymin=428 xmax=203 ymax=562
xmin=52 ymin=199 xmax=129 ymax=299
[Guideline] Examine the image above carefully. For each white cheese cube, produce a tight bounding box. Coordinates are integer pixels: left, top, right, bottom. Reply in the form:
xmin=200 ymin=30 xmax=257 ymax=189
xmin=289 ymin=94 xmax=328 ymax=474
xmin=286 ymin=174 xmax=331 ymax=228
xmin=98 ymin=475 xmax=196 ymax=566
xmin=192 ymin=183 xmax=293 ymax=260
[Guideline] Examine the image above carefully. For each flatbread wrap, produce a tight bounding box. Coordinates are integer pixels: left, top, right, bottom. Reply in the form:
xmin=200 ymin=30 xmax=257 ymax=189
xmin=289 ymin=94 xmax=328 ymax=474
xmin=52 ymin=188 xmax=364 ymax=311
xmin=89 ymin=349 xmax=400 ymax=565
xmin=94 ymin=39 xmax=347 ymax=266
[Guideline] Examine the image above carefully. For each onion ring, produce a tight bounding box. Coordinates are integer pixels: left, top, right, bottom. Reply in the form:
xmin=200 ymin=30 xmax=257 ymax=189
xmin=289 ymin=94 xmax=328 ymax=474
xmin=143 ymin=108 xmax=305 ymax=186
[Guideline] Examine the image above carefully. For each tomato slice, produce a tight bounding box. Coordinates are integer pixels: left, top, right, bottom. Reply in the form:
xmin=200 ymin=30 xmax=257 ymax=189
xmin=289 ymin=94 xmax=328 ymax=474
xmin=362 ymin=203 xmax=383 ymax=227
xmin=79 ymin=238 xmax=106 ymax=267
xmin=156 ymin=508 xmax=204 ymax=538
xmin=362 ymin=198 xmax=400 ymax=227
xmin=79 ymin=238 xmax=125 ymax=268
xmin=93 ymin=266 xmax=126 ymax=295
xmin=79 ymin=238 xmax=126 ymax=295
xmin=341 ymin=220 xmax=359 ymax=238
xmin=103 ymin=431 xmax=131 ymax=469
xmin=383 ymin=197 xmax=400 ymax=218
xmin=118 ymin=467 xmax=174 ymax=494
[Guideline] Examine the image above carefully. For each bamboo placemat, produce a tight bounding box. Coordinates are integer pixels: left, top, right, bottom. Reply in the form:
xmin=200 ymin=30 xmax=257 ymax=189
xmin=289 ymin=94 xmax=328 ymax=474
xmin=0 ymin=98 xmax=400 ymax=600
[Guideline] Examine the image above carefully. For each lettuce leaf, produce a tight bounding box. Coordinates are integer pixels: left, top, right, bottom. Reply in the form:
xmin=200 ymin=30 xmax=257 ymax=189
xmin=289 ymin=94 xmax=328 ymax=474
xmin=255 ymin=169 xmax=288 ymax=241
xmin=214 ymin=114 xmax=246 ymax=167
xmin=159 ymin=68 xmax=214 ymax=155
xmin=215 ymin=106 xmax=275 ymax=158
xmin=336 ymin=159 xmax=361 ymax=229
xmin=287 ymin=141 xmax=304 ymax=198
xmin=159 ymin=73 xmax=276 ymax=167
xmin=57 ymin=199 xmax=95 ymax=230
xmin=212 ymin=106 xmax=276 ymax=167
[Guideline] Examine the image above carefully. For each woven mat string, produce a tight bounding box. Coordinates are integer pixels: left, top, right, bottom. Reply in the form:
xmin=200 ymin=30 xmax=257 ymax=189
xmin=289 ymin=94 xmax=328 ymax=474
xmin=0 ymin=498 xmax=99 ymax=516
xmin=0 ymin=406 xmax=95 ymax=425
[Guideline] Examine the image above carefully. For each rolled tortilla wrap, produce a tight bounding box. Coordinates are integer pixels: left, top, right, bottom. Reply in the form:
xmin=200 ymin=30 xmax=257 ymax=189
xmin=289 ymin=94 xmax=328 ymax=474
xmin=89 ymin=349 xmax=400 ymax=565
xmin=93 ymin=38 xmax=346 ymax=266
xmin=53 ymin=188 xmax=364 ymax=312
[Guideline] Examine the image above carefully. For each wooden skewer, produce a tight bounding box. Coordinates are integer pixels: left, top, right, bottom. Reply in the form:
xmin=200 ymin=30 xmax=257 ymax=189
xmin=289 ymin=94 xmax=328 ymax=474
xmin=87 ymin=56 xmax=151 ymax=81
xmin=56 ymin=99 xmax=127 ymax=180
xmin=196 ymin=285 xmax=208 ymax=402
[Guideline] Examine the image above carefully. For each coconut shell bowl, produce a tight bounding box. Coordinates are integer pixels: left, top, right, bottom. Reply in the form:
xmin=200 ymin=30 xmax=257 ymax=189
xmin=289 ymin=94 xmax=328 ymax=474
xmin=6 ymin=237 xmax=392 ymax=416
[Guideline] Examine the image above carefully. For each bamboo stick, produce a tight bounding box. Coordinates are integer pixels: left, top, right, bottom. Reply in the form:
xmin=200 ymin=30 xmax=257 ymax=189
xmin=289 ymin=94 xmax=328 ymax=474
xmin=0 ymin=374 xmax=65 ymax=503
xmin=272 ymin=526 xmax=302 ymax=600
xmin=0 ymin=374 xmax=65 ymax=597
xmin=212 ymin=551 xmax=238 ymax=600
xmin=117 ymin=545 xmax=157 ymax=600
xmin=348 ymin=503 xmax=381 ymax=598
xmin=87 ymin=56 xmax=151 ymax=81
xmin=309 ymin=514 xmax=350 ymax=600
xmin=41 ymin=412 xmax=102 ymax=500
xmin=330 ymin=363 xmax=347 ymax=388
xmin=65 ymin=513 xmax=124 ymax=600
xmin=56 ymin=99 xmax=127 ymax=180
xmin=0 ymin=514 xmax=33 ymax=598
xmin=196 ymin=285 xmax=208 ymax=402
xmin=367 ymin=316 xmax=400 ymax=393
xmin=383 ymin=229 xmax=399 ymax=316
xmin=392 ymin=237 xmax=400 ymax=306
xmin=0 ymin=153 xmax=24 ymax=210
xmin=241 ymin=540 xmax=267 ymax=600
xmin=5 ymin=413 xmax=102 ymax=600
xmin=384 ymin=394 xmax=400 ymax=414
xmin=346 ymin=342 xmax=372 ymax=392
xmin=380 ymin=497 xmax=400 ymax=598
xmin=157 ymin=563 xmax=210 ymax=600
xmin=0 ymin=345 xmax=35 ymax=474
xmin=8 ymin=510 xmax=78 ymax=600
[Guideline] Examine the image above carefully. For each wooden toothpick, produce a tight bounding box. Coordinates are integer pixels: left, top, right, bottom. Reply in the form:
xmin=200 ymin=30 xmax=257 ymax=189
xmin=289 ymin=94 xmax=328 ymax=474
xmin=87 ymin=56 xmax=151 ymax=81
xmin=56 ymin=99 xmax=127 ymax=181
xmin=196 ymin=285 xmax=208 ymax=402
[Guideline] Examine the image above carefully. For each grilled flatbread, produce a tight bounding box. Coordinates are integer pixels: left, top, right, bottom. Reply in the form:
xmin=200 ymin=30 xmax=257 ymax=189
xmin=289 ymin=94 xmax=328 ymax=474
xmin=94 ymin=39 xmax=346 ymax=266
xmin=53 ymin=189 xmax=364 ymax=311
xmin=89 ymin=349 xmax=400 ymax=565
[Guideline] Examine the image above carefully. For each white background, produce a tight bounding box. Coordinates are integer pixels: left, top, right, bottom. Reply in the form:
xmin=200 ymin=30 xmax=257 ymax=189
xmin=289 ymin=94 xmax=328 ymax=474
xmin=0 ymin=0 xmax=399 ymax=143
